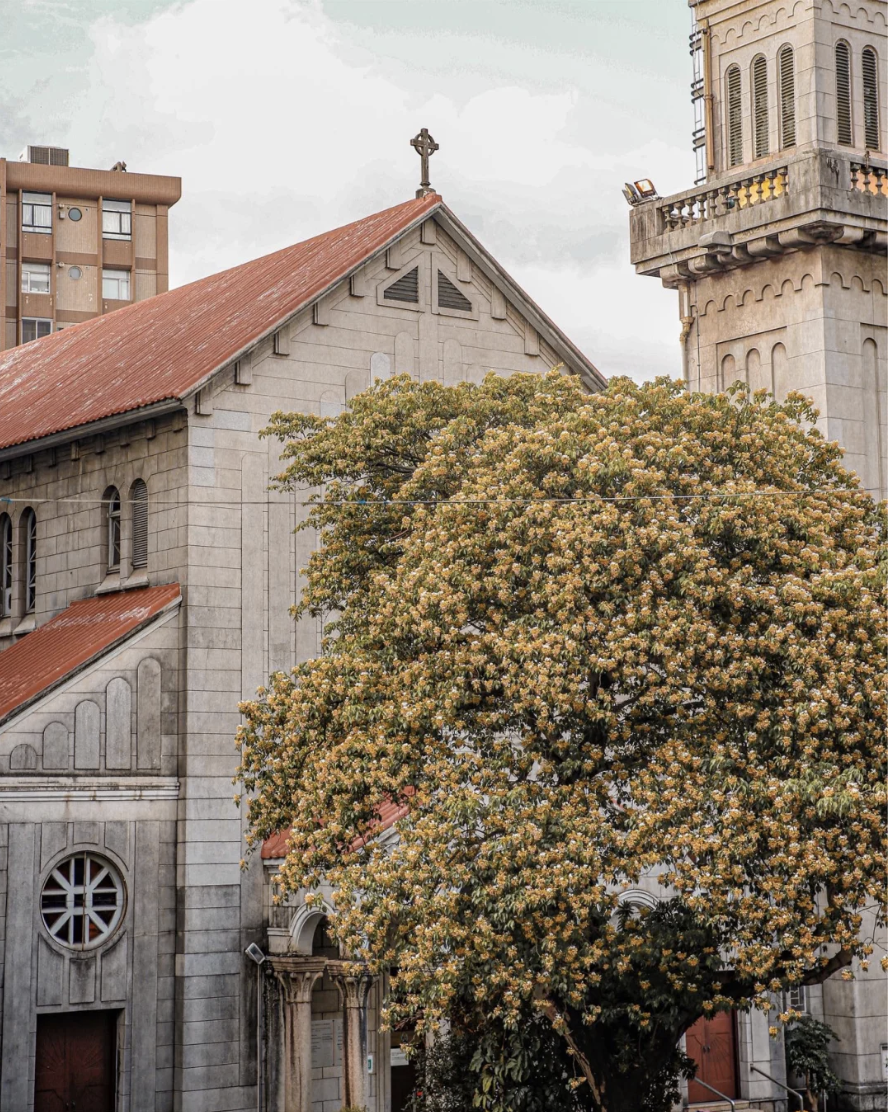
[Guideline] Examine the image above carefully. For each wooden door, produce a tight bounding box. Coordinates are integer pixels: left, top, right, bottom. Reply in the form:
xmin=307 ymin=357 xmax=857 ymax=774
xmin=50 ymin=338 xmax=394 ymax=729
xmin=686 ymin=1009 xmax=737 ymax=1103
xmin=34 ymin=1011 xmax=117 ymax=1112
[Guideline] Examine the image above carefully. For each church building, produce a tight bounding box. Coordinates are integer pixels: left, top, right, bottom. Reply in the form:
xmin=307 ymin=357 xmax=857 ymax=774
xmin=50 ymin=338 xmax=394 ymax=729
xmin=0 ymin=173 xmax=602 ymax=1112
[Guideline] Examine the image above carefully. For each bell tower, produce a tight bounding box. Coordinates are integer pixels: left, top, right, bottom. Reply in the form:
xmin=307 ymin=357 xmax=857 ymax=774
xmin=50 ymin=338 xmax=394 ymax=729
xmin=629 ymin=0 xmax=887 ymax=500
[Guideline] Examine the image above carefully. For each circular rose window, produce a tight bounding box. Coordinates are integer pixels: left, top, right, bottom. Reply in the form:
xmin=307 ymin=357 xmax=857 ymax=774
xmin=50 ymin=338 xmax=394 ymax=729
xmin=41 ymin=853 xmax=125 ymax=949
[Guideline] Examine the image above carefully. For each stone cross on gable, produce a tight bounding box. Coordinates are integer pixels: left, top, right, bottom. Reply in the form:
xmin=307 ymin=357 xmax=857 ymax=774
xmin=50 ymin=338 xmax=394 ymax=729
xmin=410 ymin=128 xmax=439 ymax=197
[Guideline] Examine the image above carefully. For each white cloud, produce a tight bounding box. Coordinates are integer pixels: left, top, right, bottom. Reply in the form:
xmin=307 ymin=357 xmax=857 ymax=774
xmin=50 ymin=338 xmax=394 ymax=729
xmin=10 ymin=0 xmax=689 ymax=381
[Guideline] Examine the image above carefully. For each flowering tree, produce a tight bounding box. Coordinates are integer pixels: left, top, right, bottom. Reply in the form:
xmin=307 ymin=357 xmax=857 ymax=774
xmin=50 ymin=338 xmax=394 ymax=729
xmin=238 ymin=373 xmax=886 ymax=1112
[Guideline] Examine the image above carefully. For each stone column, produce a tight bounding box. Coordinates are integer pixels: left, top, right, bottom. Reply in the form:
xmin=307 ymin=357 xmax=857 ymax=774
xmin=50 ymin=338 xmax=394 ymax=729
xmin=329 ymin=961 xmax=373 ymax=1110
xmin=271 ymin=957 xmax=326 ymax=1112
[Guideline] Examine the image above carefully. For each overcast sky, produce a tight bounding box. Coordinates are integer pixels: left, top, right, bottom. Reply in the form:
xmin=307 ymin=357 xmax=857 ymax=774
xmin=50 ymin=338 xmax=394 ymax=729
xmin=2 ymin=0 xmax=696 ymax=381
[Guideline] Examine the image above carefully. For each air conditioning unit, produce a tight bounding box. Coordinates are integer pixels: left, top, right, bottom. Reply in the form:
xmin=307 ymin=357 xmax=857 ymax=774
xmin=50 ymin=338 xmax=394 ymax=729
xmin=19 ymin=145 xmax=70 ymax=167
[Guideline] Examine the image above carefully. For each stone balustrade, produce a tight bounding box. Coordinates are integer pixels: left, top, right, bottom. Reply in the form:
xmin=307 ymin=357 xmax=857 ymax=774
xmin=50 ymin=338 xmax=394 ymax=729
xmin=661 ymin=167 xmax=789 ymax=230
xmin=850 ymin=161 xmax=888 ymax=196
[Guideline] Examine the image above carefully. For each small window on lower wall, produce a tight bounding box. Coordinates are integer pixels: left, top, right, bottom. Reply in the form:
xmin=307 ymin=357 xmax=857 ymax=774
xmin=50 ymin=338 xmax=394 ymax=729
xmin=22 ymin=318 xmax=52 ymax=344
xmin=102 ymin=268 xmax=130 ymax=300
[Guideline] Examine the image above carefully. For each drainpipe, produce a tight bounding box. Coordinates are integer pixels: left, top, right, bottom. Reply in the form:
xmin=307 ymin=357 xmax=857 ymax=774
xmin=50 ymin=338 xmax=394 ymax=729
xmin=701 ymin=19 xmax=716 ymax=177
xmin=678 ymin=281 xmax=695 ymax=386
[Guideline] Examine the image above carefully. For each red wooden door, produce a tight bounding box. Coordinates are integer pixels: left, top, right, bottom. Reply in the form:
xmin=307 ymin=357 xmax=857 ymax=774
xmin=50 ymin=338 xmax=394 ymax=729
xmin=686 ymin=1010 xmax=737 ymax=1102
xmin=34 ymin=1011 xmax=117 ymax=1112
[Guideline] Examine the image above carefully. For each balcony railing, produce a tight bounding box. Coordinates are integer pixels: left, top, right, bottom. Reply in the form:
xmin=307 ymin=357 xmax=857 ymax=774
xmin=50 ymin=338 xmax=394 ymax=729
xmin=661 ymin=167 xmax=789 ymax=230
xmin=850 ymin=161 xmax=888 ymax=195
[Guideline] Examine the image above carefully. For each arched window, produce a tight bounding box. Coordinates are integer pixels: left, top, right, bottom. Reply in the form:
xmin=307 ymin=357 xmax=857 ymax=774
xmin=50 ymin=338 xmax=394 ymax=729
xmin=22 ymin=508 xmax=36 ymax=614
xmin=835 ymin=41 xmax=853 ymax=146
xmin=0 ymin=514 xmax=12 ymax=617
xmin=130 ymin=479 xmax=148 ymax=569
xmin=778 ymin=45 xmax=796 ymax=148
xmin=311 ymin=917 xmax=339 ymax=958
xmin=105 ymin=488 xmax=121 ymax=572
xmin=752 ymin=55 xmax=770 ymax=159
xmin=726 ymin=65 xmax=743 ymax=167
xmin=862 ymin=47 xmax=880 ymax=150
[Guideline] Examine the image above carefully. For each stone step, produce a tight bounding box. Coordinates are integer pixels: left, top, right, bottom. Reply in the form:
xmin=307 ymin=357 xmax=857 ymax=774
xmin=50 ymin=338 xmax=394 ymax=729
xmin=686 ymin=1102 xmax=763 ymax=1112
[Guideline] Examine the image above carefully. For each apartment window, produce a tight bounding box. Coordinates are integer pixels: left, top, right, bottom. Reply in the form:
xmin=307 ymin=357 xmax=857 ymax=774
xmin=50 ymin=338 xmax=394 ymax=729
xmin=106 ymin=488 xmax=121 ymax=571
xmin=0 ymin=514 xmax=11 ymax=617
xmin=752 ymin=55 xmax=770 ymax=159
xmin=102 ymin=198 xmax=132 ymax=240
xmin=22 ymin=191 xmax=52 ymax=233
xmin=779 ymin=45 xmax=797 ymax=148
xmin=22 ymin=508 xmax=36 ymax=614
xmin=21 ymin=261 xmax=51 ymax=294
xmin=102 ymin=269 xmax=131 ymax=301
xmin=131 ymin=479 xmax=148 ymax=569
xmin=726 ymin=65 xmax=743 ymax=167
xmin=21 ymin=318 xmax=52 ymax=344
xmin=836 ymin=41 xmax=853 ymax=146
xmin=862 ymin=47 xmax=880 ymax=150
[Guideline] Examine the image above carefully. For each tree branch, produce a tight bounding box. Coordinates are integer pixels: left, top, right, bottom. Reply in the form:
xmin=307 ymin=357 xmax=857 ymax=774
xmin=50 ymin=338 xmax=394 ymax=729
xmin=801 ymin=948 xmax=854 ymax=986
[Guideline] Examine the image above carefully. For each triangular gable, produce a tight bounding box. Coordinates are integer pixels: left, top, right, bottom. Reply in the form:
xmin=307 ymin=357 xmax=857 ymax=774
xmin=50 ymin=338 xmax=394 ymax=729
xmin=0 ymin=193 xmax=605 ymax=460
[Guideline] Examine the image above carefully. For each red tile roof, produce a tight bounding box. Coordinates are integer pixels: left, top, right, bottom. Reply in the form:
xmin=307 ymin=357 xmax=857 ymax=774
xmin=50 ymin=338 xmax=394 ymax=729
xmin=0 ymin=195 xmax=441 ymax=453
xmin=261 ymin=798 xmax=409 ymax=860
xmin=0 ymin=584 xmax=180 ymax=725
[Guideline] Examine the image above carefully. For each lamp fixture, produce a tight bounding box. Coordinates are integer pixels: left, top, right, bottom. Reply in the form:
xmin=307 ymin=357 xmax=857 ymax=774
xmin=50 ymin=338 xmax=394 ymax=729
xmin=245 ymin=942 xmax=266 ymax=965
xmin=622 ymin=179 xmax=659 ymax=205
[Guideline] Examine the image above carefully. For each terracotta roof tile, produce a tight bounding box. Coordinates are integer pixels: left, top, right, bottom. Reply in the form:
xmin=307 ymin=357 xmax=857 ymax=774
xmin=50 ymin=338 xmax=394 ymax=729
xmin=260 ymin=798 xmax=409 ymax=860
xmin=0 ymin=584 xmax=181 ymax=725
xmin=0 ymin=195 xmax=441 ymax=452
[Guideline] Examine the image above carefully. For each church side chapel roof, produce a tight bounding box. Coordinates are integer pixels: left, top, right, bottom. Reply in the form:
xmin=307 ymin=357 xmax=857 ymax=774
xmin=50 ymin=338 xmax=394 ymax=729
xmin=0 ymin=584 xmax=180 ymax=726
xmin=261 ymin=797 xmax=409 ymax=860
xmin=0 ymin=192 xmax=604 ymax=456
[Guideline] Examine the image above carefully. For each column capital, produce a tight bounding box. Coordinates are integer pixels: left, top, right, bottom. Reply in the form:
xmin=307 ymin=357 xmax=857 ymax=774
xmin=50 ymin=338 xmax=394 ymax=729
xmin=269 ymin=956 xmax=327 ymax=1005
xmin=327 ymin=960 xmax=373 ymax=1008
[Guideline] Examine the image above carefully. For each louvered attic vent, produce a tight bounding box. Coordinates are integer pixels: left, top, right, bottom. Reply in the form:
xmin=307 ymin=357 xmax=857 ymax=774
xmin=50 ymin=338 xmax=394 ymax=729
xmin=384 ymin=268 xmax=419 ymax=303
xmin=437 ymin=271 xmax=472 ymax=313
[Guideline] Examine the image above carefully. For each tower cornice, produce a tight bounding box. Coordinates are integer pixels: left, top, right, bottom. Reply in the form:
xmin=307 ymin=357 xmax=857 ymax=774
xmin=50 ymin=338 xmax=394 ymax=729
xmin=630 ymin=148 xmax=886 ymax=288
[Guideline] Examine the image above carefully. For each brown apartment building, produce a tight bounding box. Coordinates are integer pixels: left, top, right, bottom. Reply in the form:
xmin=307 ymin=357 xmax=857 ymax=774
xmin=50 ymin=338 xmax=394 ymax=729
xmin=1 ymin=145 xmax=181 ymax=350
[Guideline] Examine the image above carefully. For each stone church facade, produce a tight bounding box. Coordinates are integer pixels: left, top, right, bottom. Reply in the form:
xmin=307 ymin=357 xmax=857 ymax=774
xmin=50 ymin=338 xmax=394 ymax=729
xmin=0 ymin=191 xmax=602 ymax=1112
xmin=0 ymin=0 xmax=883 ymax=1108
xmin=630 ymin=1 xmax=887 ymax=1108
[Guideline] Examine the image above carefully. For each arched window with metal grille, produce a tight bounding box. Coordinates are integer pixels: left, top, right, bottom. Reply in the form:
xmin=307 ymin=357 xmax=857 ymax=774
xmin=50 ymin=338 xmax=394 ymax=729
xmin=131 ymin=479 xmax=148 ymax=569
xmin=22 ymin=508 xmax=36 ymax=614
xmin=778 ymin=45 xmax=796 ymax=148
xmin=752 ymin=55 xmax=770 ymax=158
xmin=726 ymin=65 xmax=743 ymax=167
xmin=104 ymin=488 xmax=121 ymax=572
xmin=835 ymin=41 xmax=853 ymax=145
xmin=0 ymin=514 xmax=12 ymax=617
xmin=862 ymin=47 xmax=880 ymax=150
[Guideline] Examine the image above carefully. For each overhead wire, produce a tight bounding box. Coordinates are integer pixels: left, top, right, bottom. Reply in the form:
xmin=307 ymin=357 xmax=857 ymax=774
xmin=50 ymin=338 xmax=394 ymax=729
xmin=0 ymin=489 xmax=865 ymax=508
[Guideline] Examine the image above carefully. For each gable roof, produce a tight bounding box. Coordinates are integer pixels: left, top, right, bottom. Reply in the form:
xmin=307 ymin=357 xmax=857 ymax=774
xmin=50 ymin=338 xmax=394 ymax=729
xmin=0 ymin=193 xmax=605 ymax=458
xmin=0 ymin=584 xmax=180 ymax=727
